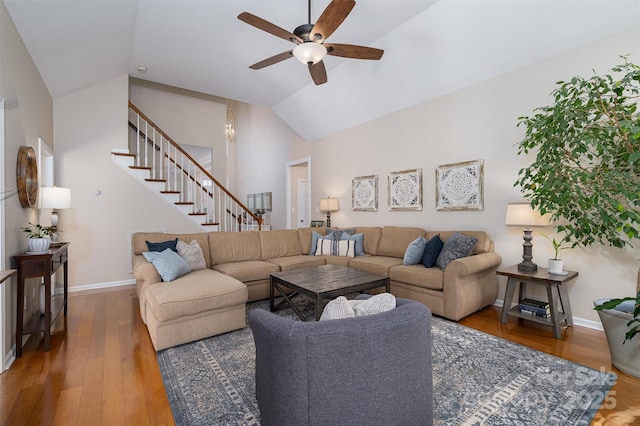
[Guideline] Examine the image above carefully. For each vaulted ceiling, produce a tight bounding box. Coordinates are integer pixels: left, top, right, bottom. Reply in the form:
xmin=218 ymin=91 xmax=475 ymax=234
xmin=4 ymin=0 xmax=640 ymax=141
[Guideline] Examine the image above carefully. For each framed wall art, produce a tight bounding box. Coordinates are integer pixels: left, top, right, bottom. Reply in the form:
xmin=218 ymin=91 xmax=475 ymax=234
xmin=388 ymin=168 xmax=422 ymax=211
xmin=436 ymin=159 xmax=484 ymax=211
xmin=352 ymin=175 xmax=378 ymax=211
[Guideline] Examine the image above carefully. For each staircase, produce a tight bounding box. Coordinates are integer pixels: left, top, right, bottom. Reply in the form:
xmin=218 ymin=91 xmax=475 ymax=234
xmin=112 ymin=102 xmax=262 ymax=232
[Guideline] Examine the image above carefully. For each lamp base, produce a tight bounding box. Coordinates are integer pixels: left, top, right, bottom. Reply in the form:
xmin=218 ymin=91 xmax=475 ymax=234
xmin=326 ymin=212 xmax=331 ymax=228
xmin=517 ymin=261 xmax=538 ymax=272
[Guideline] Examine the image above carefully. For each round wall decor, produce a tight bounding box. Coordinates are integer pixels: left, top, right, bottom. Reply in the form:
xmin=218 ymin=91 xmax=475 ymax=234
xmin=16 ymin=146 xmax=38 ymax=208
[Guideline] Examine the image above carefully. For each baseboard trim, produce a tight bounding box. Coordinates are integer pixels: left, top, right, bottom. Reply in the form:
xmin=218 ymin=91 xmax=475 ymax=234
xmin=493 ymin=299 xmax=603 ymax=332
xmin=66 ymin=279 xmax=136 ymax=293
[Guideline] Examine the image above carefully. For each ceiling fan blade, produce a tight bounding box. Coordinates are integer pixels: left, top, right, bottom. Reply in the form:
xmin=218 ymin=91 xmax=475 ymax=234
xmin=325 ymin=43 xmax=384 ymax=60
xmin=308 ymin=61 xmax=328 ymax=85
xmin=249 ymin=51 xmax=294 ymax=70
xmin=310 ymin=0 xmax=355 ymax=42
xmin=238 ymin=12 xmax=302 ymax=44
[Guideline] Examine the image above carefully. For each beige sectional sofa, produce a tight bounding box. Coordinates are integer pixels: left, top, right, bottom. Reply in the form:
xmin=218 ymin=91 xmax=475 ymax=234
xmin=132 ymin=226 xmax=501 ymax=350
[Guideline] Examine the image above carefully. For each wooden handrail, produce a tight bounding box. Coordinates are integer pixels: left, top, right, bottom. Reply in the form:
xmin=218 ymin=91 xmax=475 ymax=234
xmin=129 ymin=101 xmax=262 ymax=226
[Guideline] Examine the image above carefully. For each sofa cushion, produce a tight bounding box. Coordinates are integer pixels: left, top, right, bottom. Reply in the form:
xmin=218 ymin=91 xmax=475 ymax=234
xmin=355 ymin=227 xmax=382 ymax=255
xmin=436 ymin=232 xmax=478 ymax=270
xmin=209 ymin=231 xmax=261 ymax=265
xmin=144 ymin=269 xmax=247 ymax=322
xmin=177 ymin=239 xmax=207 ymax=270
xmin=427 ymin=231 xmax=490 ymax=254
xmin=265 ymin=255 xmax=326 ymax=272
xmin=133 ymin=232 xmax=212 ymax=268
xmin=390 ymin=264 xmax=445 ymax=291
xmin=213 ymin=260 xmax=280 ymax=282
xmin=146 ymin=238 xmax=178 ymax=253
xmin=376 ymin=226 xmax=426 ymax=258
xmin=349 ymin=256 xmax=403 ymax=276
xmin=403 ymin=237 xmax=426 ymax=265
xmin=142 ymin=249 xmax=192 ymax=282
xmin=260 ymin=230 xmax=303 ymax=259
xmin=422 ymin=234 xmax=444 ymax=268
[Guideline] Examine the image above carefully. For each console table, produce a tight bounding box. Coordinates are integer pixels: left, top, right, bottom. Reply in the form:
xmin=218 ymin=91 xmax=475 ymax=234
xmin=498 ymin=264 xmax=577 ymax=339
xmin=13 ymin=242 xmax=69 ymax=357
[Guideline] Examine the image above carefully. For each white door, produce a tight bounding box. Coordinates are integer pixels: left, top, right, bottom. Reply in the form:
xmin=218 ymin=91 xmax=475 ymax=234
xmin=297 ymin=179 xmax=309 ymax=227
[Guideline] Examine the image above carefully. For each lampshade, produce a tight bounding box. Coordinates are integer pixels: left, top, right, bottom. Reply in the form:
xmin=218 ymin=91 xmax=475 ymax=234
xmin=319 ymin=197 xmax=339 ymax=212
xmin=293 ymin=42 xmax=327 ymax=65
xmin=40 ymin=187 xmax=71 ymax=210
xmin=505 ymin=203 xmax=551 ymax=227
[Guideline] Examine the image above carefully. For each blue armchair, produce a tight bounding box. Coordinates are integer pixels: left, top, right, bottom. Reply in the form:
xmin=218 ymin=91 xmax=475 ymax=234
xmin=248 ymin=296 xmax=433 ymax=426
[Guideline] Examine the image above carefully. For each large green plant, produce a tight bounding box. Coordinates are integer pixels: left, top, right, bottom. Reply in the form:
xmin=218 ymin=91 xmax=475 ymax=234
xmin=515 ymin=59 xmax=640 ymax=248
xmin=514 ymin=59 xmax=640 ymax=341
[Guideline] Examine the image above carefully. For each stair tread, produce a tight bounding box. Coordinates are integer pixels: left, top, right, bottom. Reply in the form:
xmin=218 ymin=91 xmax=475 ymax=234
xmin=113 ymin=152 xmax=135 ymax=157
xmin=145 ymin=179 xmax=166 ymax=182
xmin=188 ymin=213 xmax=206 ymax=216
xmin=175 ymin=202 xmax=193 ymax=205
xmin=160 ymin=191 xmax=180 ymax=194
xmin=202 ymin=223 xmax=220 ymax=226
xmin=130 ymin=166 xmax=151 ymax=170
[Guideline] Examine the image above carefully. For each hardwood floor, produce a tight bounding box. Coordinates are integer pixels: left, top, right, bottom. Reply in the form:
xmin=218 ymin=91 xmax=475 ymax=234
xmin=1 ymin=286 xmax=638 ymax=425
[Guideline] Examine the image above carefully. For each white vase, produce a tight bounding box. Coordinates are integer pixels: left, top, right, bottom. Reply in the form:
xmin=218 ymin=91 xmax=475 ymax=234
xmin=548 ymin=258 xmax=564 ymax=274
xmin=28 ymin=237 xmax=51 ymax=253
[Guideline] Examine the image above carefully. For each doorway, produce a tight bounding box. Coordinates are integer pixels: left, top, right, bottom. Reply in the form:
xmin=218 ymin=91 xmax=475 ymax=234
xmin=285 ymin=157 xmax=311 ymax=229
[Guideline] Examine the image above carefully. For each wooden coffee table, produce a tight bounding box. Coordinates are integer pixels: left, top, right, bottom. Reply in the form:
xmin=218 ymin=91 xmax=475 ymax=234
xmin=270 ymin=264 xmax=390 ymax=321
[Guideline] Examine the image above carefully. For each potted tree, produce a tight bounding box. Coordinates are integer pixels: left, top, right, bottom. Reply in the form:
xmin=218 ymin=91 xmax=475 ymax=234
xmin=21 ymin=222 xmax=56 ymax=253
xmin=514 ymin=58 xmax=640 ymax=377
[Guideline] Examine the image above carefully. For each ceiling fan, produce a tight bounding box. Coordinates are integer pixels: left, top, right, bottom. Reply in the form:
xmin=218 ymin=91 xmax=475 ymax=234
xmin=238 ymin=0 xmax=384 ymax=85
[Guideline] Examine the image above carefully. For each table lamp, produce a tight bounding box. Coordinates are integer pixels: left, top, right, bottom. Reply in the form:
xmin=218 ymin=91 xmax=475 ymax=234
xmin=505 ymin=202 xmax=551 ymax=272
xmin=319 ymin=197 xmax=339 ymax=228
xmin=41 ymin=187 xmax=71 ymax=240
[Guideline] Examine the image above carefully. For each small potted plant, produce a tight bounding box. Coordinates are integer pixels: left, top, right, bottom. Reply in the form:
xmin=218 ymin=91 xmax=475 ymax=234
xmin=543 ymin=234 xmax=571 ymax=275
xmin=21 ymin=222 xmax=57 ymax=253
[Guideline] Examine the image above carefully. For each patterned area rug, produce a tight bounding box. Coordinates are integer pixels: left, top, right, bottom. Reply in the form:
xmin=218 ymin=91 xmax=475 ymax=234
xmin=157 ymin=299 xmax=616 ymax=425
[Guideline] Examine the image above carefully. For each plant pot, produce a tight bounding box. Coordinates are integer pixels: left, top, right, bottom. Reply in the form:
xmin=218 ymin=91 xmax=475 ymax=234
xmin=28 ymin=237 xmax=51 ymax=253
xmin=594 ymin=298 xmax=640 ymax=379
xmin=548 ymin=258 xmax=564 ymax=274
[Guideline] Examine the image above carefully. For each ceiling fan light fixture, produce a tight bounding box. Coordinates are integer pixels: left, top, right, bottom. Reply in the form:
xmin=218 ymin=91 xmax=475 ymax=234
xmin=292 ymin=42 xmax=327 ymax=65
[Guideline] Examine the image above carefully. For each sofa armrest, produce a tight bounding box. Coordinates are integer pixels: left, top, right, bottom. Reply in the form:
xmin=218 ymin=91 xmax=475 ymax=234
xmin=442 ymin=252 xmax=502 ymax=320
xmin=133 ymin=255 xmax=161 ymax=287
xmin=445 ymin=252 xmax=502 ymax=277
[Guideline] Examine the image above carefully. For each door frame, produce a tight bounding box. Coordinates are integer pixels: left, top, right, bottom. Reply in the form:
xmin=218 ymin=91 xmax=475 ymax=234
xmin=285 ymin=157 xmax=311 ymax=229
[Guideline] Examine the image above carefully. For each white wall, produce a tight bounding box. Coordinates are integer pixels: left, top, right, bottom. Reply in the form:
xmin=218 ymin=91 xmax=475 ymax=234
xmin=235 ymin=103 xmax=309 ymax=230
xmin=274 ymin=28 xmax=639 ymax=324
xmin=54 ymin=75 xmax=203 ymax=291
xmin=0 ymin=1 xmax=53 ymax=367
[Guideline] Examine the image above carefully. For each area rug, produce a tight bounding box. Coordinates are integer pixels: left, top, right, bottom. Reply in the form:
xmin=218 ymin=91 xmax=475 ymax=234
xmin=157 ymin=300 xmax=616 ymax=425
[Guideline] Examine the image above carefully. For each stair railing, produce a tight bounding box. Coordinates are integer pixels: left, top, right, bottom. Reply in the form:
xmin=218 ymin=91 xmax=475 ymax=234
xmin=128 ymin=102 xmax=262 ymax=231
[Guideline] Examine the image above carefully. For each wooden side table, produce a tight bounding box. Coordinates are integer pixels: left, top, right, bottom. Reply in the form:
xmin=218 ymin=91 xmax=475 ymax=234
xmin=497 ymin=264 xmax=578 ymax=339
xmin=12 ymin=242 xmax=69 ymax=357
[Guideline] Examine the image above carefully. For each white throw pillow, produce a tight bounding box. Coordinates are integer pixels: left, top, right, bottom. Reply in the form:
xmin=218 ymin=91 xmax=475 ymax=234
xmin=177 ymin=239 xmax=206 ymax=270
xmin=320 ymin=296 xmax=355 ymax=321
xmin=314 ymin=238 xmax=356 ymax=257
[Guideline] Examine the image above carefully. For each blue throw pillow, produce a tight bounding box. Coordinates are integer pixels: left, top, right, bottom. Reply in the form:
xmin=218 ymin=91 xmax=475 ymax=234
xmin=436 ymin=233 xmax=478 ymax=270
xmin=422 ymin=234 xmax=444 ymax=268
xmin=146 ymin=238 xmax=178 ymax=252
xmin=142 ymin=248 xmax=192 ymax=282
xmin=340 ymin=232 xmax=365 ymax=256
xmin=310 ymin=231 xmax=324 ymax=255
xmin=403 ymin=237 xmax=426 ymax=265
